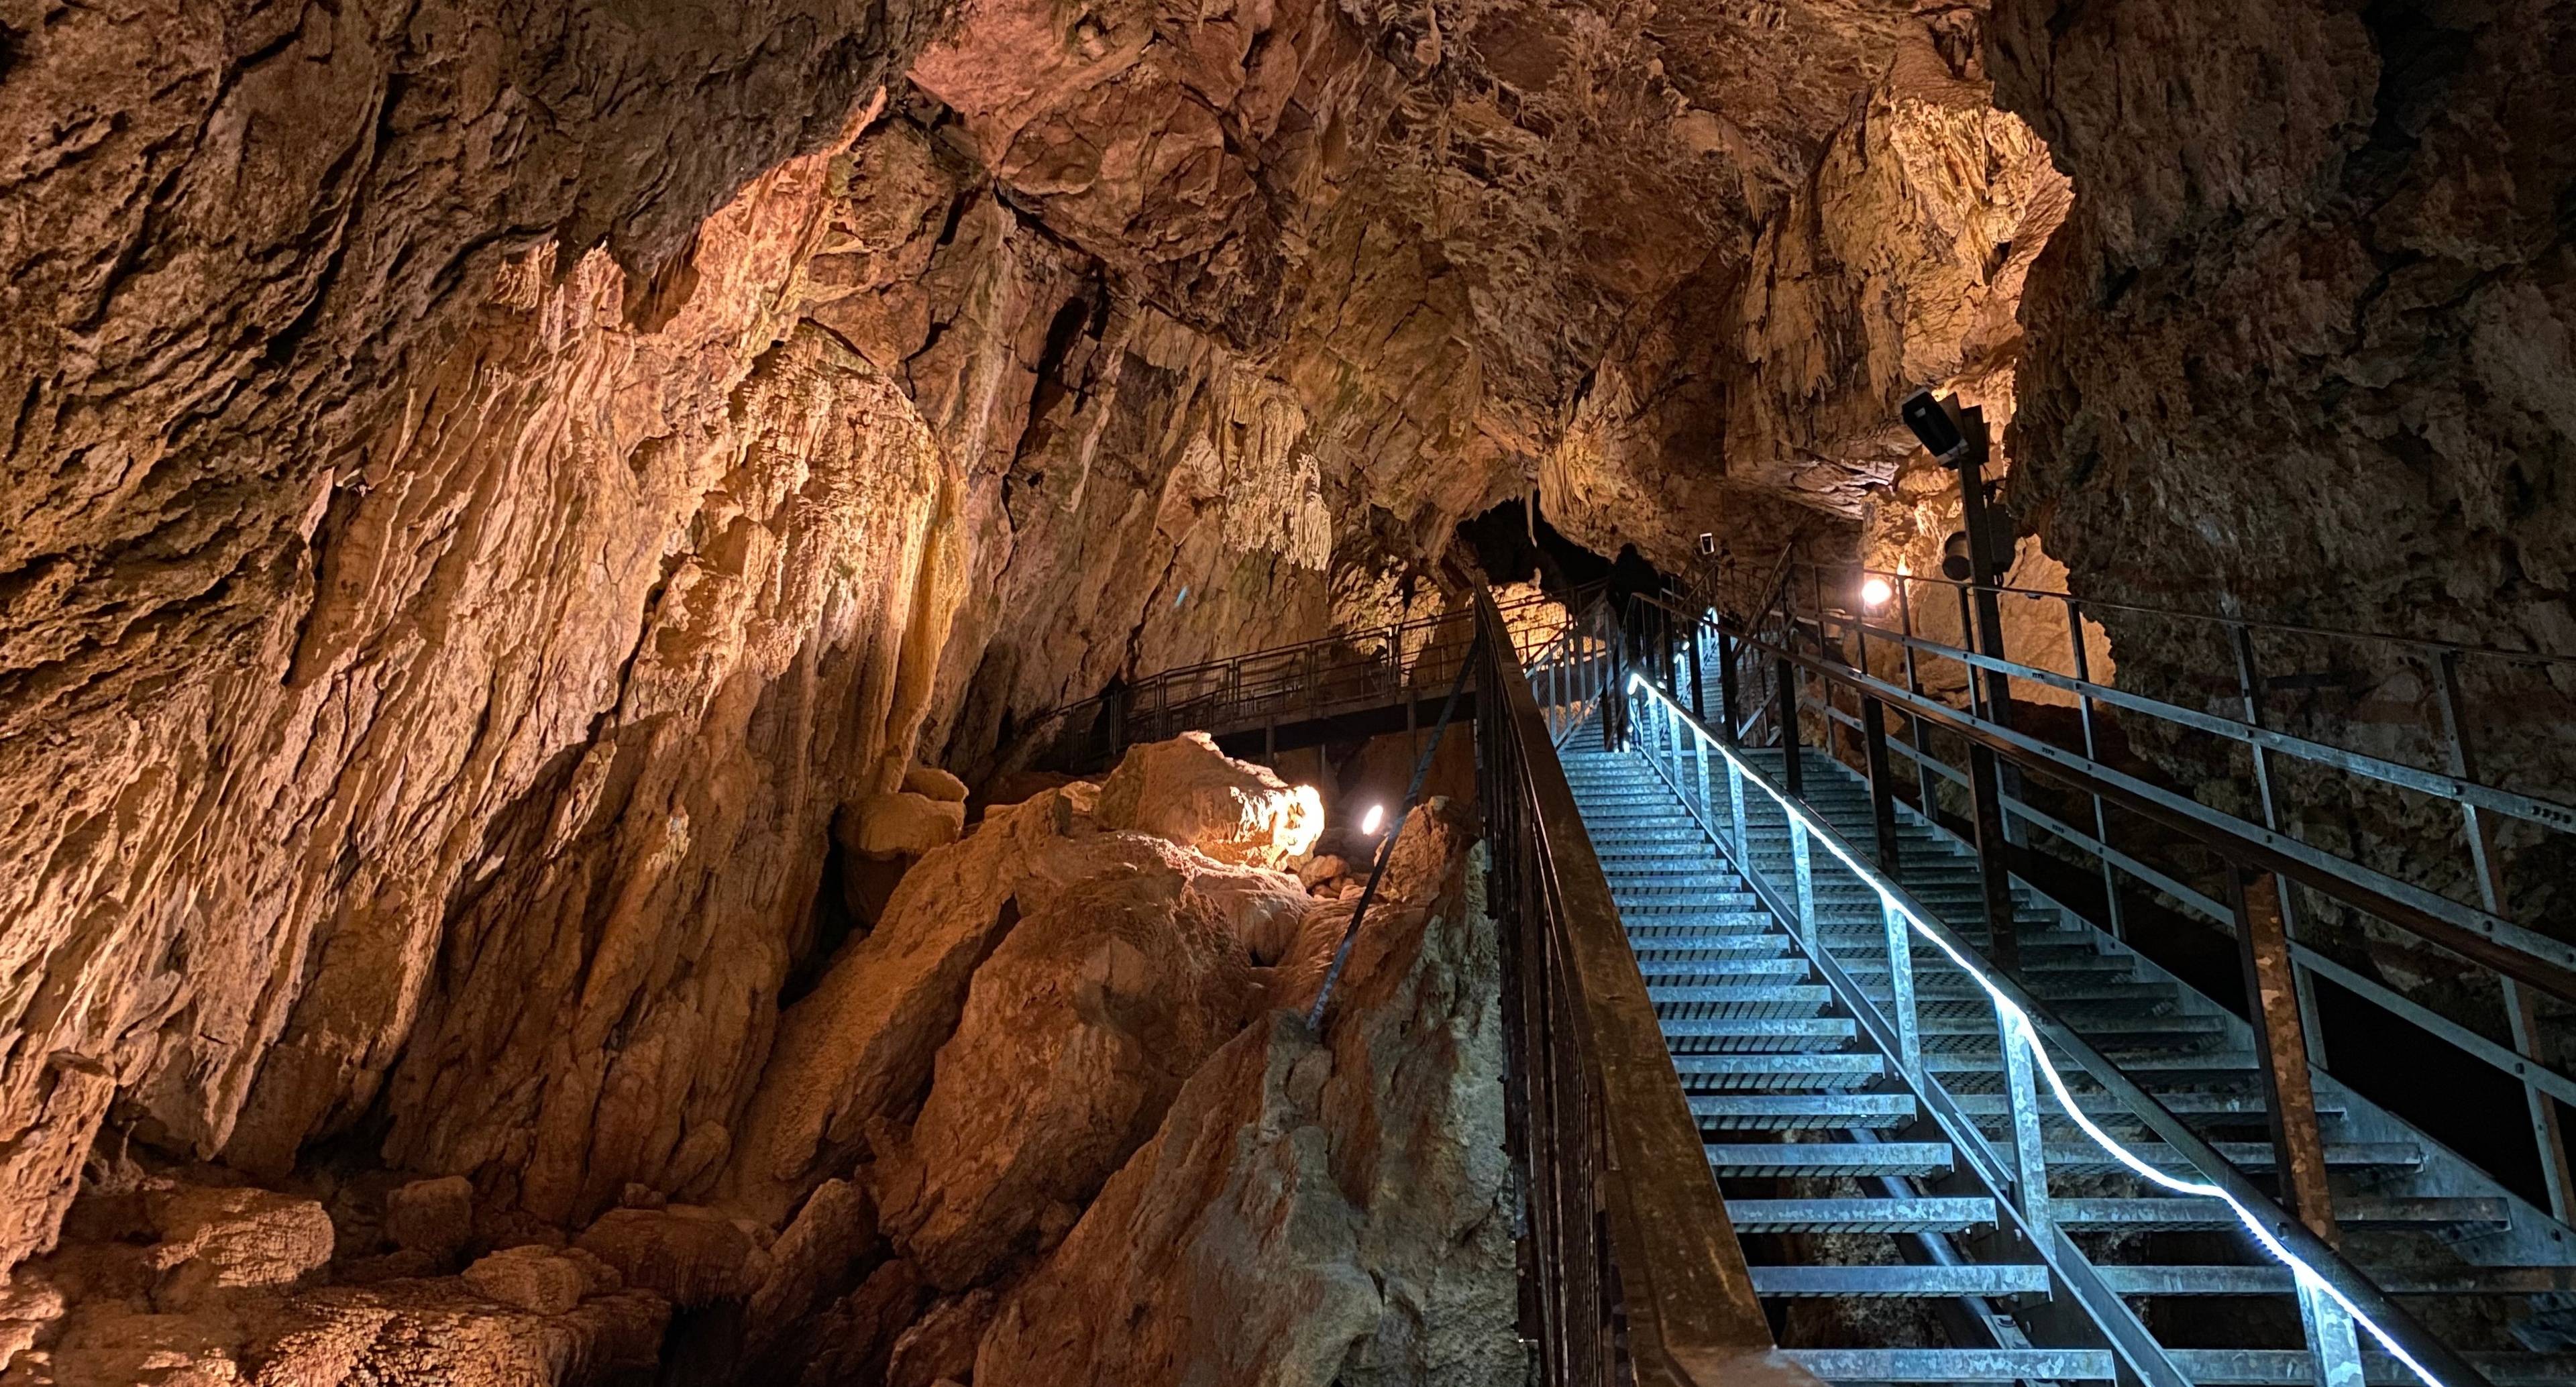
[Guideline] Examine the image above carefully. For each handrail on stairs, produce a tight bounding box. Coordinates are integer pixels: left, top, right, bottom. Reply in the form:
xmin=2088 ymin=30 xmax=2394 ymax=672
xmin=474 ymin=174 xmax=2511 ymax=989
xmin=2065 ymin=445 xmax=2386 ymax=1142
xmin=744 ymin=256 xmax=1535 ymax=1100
xmin=1615 ymin=667 xmax=2495 ymax=1387
xmin=1474 ymin=588 xmax=1813 ymax=1387
xmin=1623 ymin=567 xmax=2576 ymax=1226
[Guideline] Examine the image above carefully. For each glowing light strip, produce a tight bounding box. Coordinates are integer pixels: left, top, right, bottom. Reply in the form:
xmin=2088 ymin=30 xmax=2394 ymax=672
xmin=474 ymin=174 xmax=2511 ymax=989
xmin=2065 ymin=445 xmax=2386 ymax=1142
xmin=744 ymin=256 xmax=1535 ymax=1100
xmin=1621 ymin=673 xmax=2448 ymax=1387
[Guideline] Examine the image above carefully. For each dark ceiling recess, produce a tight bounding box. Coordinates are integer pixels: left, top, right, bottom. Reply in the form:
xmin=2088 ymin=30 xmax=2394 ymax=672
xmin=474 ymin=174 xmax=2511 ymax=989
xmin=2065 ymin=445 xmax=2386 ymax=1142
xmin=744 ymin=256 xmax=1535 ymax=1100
xmin=1456 ymin=497 xmax=1670 ymax=606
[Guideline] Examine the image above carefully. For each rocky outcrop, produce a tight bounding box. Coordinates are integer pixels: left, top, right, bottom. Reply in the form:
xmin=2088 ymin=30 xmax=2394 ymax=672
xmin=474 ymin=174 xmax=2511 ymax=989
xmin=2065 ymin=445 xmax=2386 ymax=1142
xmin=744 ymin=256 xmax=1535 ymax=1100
xmin=1094 ymin=731 xmax=1327 ymax=869
xmin=977 ymin=803 xmax=1514 ymax=1387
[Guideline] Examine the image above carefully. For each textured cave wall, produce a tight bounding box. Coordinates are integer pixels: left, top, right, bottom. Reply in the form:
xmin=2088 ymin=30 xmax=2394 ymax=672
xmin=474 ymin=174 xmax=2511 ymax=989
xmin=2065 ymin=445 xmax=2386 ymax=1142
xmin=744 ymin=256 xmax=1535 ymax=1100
xmin=1538 ymin=16 xmax=2070 ymax=606
xmin=1986 ymin=0 xmax=2576 ymax=977
xmin=0 ymin=0 xmax=2110 ymax=1313
xmin=0 ymin=0 xmax=943 ymax=1272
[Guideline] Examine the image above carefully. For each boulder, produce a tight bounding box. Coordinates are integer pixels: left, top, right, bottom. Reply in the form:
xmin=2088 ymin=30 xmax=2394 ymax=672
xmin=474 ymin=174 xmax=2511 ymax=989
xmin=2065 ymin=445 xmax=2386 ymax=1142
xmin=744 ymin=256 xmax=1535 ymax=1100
xmin=796 ymin=1259 xmax=928 ymax=1387
xmin=1295 ymin=854 xmax=1348 ymax=889
xmin=844 ymin=792 xmax=968 ymax=859
xmin=977 ymin=800 xmax=1514 ymax=1387
xmin=575 ymin=1205 xmax=769 ymax=1309
xmin=382 ymin=1175 xmax=476 ymax=1262
xmin=1093 ymin=733 xmax=1324 ymax=867
xmin=727 ymin=783 xmax=1175 ymax=1224
xmin=744 ymin=1180 xmax=878 ymax=1353
xmin=876 ymin=852 xmax=1263 ymax=1288
xmin=902 ymin=765 xmax=970 ymax=804
xmin=883 ymin=1288 xmax=996 ymax=1387
xmin=462 ymin=1244 xmax=593 ymax=1315
xmin=142 ymin=1186 xmax=335 ymax=1290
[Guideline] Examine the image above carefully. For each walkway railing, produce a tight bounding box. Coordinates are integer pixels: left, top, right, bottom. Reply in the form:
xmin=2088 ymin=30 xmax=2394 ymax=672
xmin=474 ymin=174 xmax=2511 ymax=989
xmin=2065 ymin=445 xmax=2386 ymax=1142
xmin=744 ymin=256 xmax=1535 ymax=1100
xmin=1670 ymin=562 xmax=2576 ymax=1223
xmin=1031 ymin=583 xmax=1595 ymax=770
xmin=1477 ymin=588 xmax=1808 ymax=1387
xmin=1615 ymin=668 xmax=2491 ymax=1387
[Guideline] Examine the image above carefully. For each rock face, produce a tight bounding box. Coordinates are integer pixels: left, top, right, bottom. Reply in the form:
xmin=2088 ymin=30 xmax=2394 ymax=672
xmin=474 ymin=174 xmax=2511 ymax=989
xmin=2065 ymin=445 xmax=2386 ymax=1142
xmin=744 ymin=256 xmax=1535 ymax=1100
xmin=1094 ymin=732 xmax=1328 ymax=868
xmin=1982 ymin=0 xmax=2576 ymax=1007
xmin=0 ymin=0 xmax=2047 ymax=1287
xmin=977 ymin=807 xmax=1514 ymax=1387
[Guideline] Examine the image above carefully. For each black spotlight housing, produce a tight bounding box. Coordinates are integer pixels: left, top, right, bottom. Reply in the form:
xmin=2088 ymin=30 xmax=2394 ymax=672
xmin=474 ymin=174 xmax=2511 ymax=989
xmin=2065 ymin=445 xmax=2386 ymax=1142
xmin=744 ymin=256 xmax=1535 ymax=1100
xmin=1940 ymin=529 xmax=1974 ymax=581
xmin=1900 ymin=388 xmax=1970 ymax=464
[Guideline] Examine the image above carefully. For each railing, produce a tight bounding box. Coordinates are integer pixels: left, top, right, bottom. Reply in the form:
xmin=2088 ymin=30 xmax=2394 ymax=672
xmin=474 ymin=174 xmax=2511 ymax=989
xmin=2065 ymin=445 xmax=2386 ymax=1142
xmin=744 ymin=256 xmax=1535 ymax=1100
xmin=1613 ymin=669 xmax=2494 ymax=1387
xmin=1029 ymin=584 xmax=1596 ymax=769
xmin=1477 ymin=588 xmax=1807 ymax=1387
xmin=1702 ymin=561 xmax=2576 ymax=1221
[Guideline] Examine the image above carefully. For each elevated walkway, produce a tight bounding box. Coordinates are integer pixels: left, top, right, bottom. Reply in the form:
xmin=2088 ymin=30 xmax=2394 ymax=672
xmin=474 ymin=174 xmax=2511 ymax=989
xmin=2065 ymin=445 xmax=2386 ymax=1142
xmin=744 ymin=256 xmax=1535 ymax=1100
xmin=1102 ymin=579 xmax=2576 ymax=1386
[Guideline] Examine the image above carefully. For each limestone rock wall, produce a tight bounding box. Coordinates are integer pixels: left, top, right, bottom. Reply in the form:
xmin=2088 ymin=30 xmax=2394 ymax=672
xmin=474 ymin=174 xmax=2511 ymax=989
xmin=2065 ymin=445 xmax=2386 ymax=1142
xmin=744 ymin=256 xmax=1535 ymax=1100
xmin=1987 ymin=0 xmax=2576 ymax=970
xmin=1538 ymin=15 xmax=2070 ymax=602
xmin=0 ymin=0 xmax=945 ymax=1274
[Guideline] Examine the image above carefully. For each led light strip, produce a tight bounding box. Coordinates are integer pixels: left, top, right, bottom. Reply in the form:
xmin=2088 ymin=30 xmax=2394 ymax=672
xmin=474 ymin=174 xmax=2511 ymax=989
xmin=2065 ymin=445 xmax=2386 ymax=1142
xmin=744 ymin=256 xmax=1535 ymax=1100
xmin=1622 ymin=673 xmax=2447 ymax=1387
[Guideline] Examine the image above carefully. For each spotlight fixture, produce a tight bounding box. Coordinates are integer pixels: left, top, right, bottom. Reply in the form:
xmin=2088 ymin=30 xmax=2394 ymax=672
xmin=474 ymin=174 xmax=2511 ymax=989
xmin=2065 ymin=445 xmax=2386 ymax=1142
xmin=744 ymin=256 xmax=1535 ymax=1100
xmin=1860 ymin=576 xmax=1893 ymax=609
xmin=1900 ymin=387 xmax=1970 ymax=463
xmin=1697 ymin=532 xmax=1717 ymax=557
xmin=1941 ymin=529 xmax=1974 ymax=581
xmin=1359 ymin=803 xmax=1387 ymax=836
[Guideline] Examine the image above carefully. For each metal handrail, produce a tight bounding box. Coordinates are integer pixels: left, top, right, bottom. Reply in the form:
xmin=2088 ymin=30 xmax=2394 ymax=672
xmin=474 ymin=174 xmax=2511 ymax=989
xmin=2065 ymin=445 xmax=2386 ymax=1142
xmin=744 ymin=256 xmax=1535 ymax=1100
xmin=1630 ymin=588 xmax=2576 ymax=982
xmin=1619 ymin=671 xmax=2495 ymax=1387
xmin=1477 ymin=588 xmax=1803 ymax=1387
xmin=1026 ymin=582 xmax=1601 ymax=769
xmin=1648 ymin=573 xmax=2576 ymax=1281
xmin=1842 ymin=562 xmax=2576 ymax=668
xmin=1650 ymin=584 xmax=2576 ymax=1185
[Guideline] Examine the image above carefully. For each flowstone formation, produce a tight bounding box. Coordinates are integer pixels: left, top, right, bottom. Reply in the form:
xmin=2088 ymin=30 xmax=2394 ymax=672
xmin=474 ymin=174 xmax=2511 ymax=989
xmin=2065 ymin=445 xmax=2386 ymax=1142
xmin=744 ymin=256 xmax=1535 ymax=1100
xmin=1 ymin=735 xmax=1512 ymax=1386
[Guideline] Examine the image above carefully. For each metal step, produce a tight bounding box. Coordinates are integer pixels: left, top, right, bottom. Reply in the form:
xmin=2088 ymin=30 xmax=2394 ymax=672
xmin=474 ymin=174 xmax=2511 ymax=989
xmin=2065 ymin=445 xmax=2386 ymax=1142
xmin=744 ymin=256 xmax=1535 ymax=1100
xmin=1721 ymin=1197 xmax=1998 ymax=1234
xmin=1661 ymin=1017 xmax=1858 ymax=1053
xmin=2039 ymin=1140 xmax=2421 ymax=1176
xmin=1690 ymin=1093 xmax=1918 ymax=1131
xmin=2049 ymin=1197 xmax=2508 ymax=1233
xmin=2166 ymin=1349 xmax=2576 ymax=1386
xmin=1784 ymin=1347 xmax=2116 ymax=1382
xmin=1650 ymin=985 xmax=1833 ymax=1020
xmin=1704 ymin=1142 xmax=1954 ymax=1177
xmin=1637 ymin=957 xmax=1812 ymax=984
xmin=1669 ymin=1053 xmax=1884 ymax=1091
xmin=2095 ymin=1263 xmax=2576 ymax=1296
xmin=1749 ymin=1264 xmax=2053 ymax=1298
xmin=1950 ymin=1090 xmax=2345 ymax=1123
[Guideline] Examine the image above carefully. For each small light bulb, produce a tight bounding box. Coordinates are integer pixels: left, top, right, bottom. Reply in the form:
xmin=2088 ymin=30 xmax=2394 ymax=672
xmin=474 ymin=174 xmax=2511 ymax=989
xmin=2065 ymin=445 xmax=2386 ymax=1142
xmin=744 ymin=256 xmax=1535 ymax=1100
xmin=1860 ymin=576 xmax=1893 ymax=608
xmin=1360 ymin=804 xmax=1387 ymax=835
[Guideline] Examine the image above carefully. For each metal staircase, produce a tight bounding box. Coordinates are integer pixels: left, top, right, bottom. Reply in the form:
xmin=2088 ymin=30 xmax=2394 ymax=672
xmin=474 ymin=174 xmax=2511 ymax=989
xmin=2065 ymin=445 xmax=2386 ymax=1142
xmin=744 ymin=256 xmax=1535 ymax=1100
xmin=1559 ymin=696 xmax=2576 ymax=1386
xmin=1085 ymin=575 xmax=2576 ymax=1387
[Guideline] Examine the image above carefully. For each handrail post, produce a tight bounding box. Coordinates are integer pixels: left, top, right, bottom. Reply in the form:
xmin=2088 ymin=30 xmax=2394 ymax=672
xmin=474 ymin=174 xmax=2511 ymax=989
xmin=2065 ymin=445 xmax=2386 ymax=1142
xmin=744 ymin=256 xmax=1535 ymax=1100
xmin=1777 ymin=655 xmax=1803 ymax=796
xmin=1882 ymin=897 xmax=1921 ymax=1082
xmin=1790 ymin=816 xmax=1818 ymax=954
xmin=2067 ymin=600 xmax=2127 ymax=941
xmin=1996 ymin=1007 xmax=2055 ymax=1244
xmin=1967 ymin=741 xmax=2021 ymax=976
xmin=2434 ymin=648 xmax=2576 ymax=1221
xmin=1693 ymin=720 xmax=1712 ymax=822
xmin=1896 ymin=579 xmax=1939 ymax=816
xmin=1727 ymin=759 xmax=1750 ymax=863
xmin=1861 ymin=694 xmax=1901 ymax=875
xmin=1717 ymin=626 xmax=1740 ymax=744
xmin=2231 ymin=621 xmax=2326 ymax=1070
xmin=1688 ymin=617 xmax=1707 ymax=724
xmin=2296 ymin=1274 xmax=2369 ymax=1387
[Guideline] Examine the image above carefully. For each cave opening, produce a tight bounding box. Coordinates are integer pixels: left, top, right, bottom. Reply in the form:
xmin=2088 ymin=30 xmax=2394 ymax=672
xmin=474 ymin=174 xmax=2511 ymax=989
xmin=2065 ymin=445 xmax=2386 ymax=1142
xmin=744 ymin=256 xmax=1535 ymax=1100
xmin=1454 ymin=496 xmax=1672 ymax=607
